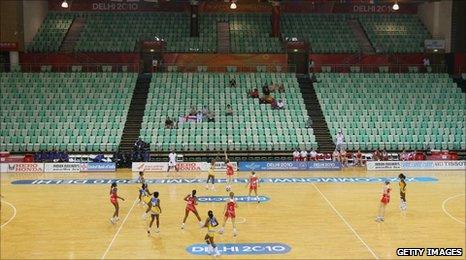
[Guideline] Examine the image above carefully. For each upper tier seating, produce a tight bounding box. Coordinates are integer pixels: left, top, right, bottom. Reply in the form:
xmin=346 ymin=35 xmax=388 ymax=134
xmin=359 ymin=14 xmax=430 ymax=53
xmin=0 ymin=72 xmax=137 ymax=152
xmin=26 ymin=12 xmax=74 ymax=52
xmin=281 ymin=14 xmax=359 ymax=53
xmin=314 ymin=73 xmax=465 ymax=151
xmin=140 ymin=73 xmax=316 ymax=152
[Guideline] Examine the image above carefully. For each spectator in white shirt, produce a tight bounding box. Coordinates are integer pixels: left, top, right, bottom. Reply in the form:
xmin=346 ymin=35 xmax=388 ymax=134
xmin=300 ymin=150 xmax=308 ymax=161
xmin=335 ymin=129 xmax=345 ymax=150
xmin=309 ymin=148 xmax=318 ymax=161
xmin=277 ymin=99 xmax=285 ymax=109
xmin=292 ymin=150 xmax=300 ymax=161
xmin=196 ymin=111 xmax=203 ymax=123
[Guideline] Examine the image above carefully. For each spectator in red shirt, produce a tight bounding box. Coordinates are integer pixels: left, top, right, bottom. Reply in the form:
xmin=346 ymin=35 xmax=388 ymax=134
xmin=340 ymin=149 xmax=348 ymax=167
xmin=332 ymin=149 xmax=340 ymax=162
xmin=249 ymin=88 xmax=259 ymax=98
xmin=400 ymin=150 xmax=408 ymax=161
xmin=354 ymin=149 xmax=364 ymax=166
xmin=373 ymin=148 xmax=381 ymax=161
xmin=381 ymin=149 xmax=389 ymax=161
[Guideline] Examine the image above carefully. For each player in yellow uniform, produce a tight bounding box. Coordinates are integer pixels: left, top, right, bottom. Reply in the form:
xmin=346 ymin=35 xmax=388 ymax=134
xmin=205 ymin=160 xmax=216 ymax=190
xmin=203 ymin=210 xmax=220 ymax=256
xmin=399 ymin=173 xmax=407 ymax=212
xmin=144 ymin=191 xmax=162 ymax=235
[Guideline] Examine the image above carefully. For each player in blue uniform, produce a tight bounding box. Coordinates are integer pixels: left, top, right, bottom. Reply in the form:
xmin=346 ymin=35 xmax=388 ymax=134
xmin=145 ymin=192 xmax=162 ymax=235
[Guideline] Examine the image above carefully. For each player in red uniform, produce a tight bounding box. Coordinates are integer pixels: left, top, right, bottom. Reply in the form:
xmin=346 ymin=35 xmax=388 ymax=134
xmin=246 ymin=171 xmax=260 ymax=203
xmin=225 ymin=154 xmax=235 ymax=191
xmin=218 ymin=192 xmax=238 ymax=237
xmin=376 ymin=180 xmax=391 ymax=222
xmin=181 ymin=189 xmax=203 ymax=229
xmin=109 ymin=182 xmax=125 ymax=224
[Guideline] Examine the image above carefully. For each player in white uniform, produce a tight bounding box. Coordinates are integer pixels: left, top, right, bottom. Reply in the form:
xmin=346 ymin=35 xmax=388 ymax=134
xmin=167 ymin=151 xmax=179 ymax=172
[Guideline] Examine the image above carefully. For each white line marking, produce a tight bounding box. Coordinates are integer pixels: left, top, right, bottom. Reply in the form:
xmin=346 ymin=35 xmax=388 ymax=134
xmin=441 ymin=194 xmax=465 ymax=226
xmin=101 ymin=199 xmax=137 ymax=259
xmin=235 ymin=217 xmax=246 ymax=224
xmin=311 ymin=183 xmax=379 ymax=259
xmin=1 ymin=199 xmax=17 ymax=229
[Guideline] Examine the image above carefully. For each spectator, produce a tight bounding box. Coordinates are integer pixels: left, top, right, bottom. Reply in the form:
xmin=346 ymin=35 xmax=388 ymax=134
xmin=300 ymin=149 xmax=308 ymax=161
xmin=354 ymin=149 xmax=364 ymax=166
xmin=277 ymin=83 xmax=285 ymax=93
xmin=335 ymin=130 xmax=345 ymax=150
xmin=262 ymin=83 xmax=270 ymax=96
xmin=268 ymin=83 xmax=276 ymax=93
xmin=207 ymin=111 xmax=215 ymax=122
xmin=309 ymin=148 xmax=318 ymax=161
xmin=226 ymin=104 xmax=233 ymax=116
xmin=196 ymin=110 xmax=203 ymax=123
xmin=400 ymin=149 xmax=408 ymax=161
xmin=373 ymin=148 xmax=381 ymax=161
xmin=260 ymin=94 xmax=274 ymax=104
xmin=189 ymin=106 xmax=196 ymax=116
xmin=134 ymin=138 xmax=143 ymax=150
xmin=229 ymin=78 xmax=236 ymax=87
xmin=332 ymin=149 xmax=340 ymax=162
xmin=381 ymin=149 xmax=389 ymax=161
xmin=423 ymin=56 xmax=430 ymax=72
xmin=165 ymin=117 xmax=174 ymax=129
xmin=202 ymin=106 xmax=209 ymax=117
xmin=306 ymin=117 xmax=313 ymax=128
xmin=340 ymin=149 xmax=348 ymax=166
xmin=277 ymin=99 xmax=285 ymax=109
xmin=292 ymin=149 xmax=300 ymax=161
xmin=249 ymin=88 xmax=259 ymax=98
xmin=309 ymin=58 xmax=315 ymax=73
xmin=271 ymin=98 xmax=278 ymax=109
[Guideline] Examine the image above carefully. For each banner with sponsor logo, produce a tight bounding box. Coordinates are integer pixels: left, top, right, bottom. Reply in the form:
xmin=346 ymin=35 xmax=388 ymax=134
xmin=238 ymin=161 xmax=341 ymax=171
xmin=132 ymin=162 xmax=238 ymax=172
xmin=44 ymin=163 xmax=81 ymax=173
xmin=3 ymin=163 xmax=44 ymax=173
xmin=213 ymin=161 xmax=238 ymax=172
xmin=132 ymin=162 xmax=168 ymax=172
xmin=80 ymin=162 xmax=116 ymax=172
xmin=367 ymin=161 xmax=466 ymax=171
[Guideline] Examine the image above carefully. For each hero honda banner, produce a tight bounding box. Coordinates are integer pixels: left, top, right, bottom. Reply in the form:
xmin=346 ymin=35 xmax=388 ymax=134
xmin=238 ymin=161 xmax=342 ymax=171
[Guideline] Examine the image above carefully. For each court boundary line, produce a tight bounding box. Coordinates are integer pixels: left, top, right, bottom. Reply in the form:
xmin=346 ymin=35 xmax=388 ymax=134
xmin=0 ymin=199 xmax=17 ymax=229
xmin=101 ymin=199 xmax=138 ymax=260
xmin=311 ymin=183 xmax=379 ymax=260
xmin=441 ymin=194 xmax=465 ymax=225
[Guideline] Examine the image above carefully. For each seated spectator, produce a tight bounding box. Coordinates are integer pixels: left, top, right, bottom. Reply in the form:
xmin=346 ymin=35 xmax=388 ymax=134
xmin=277 ymin=99 xmax=285 ymax=109
xmin=277 ymin=83 xmax=285 ymax=93
xmin=300 ymin=149 xmax=308 ymax=161
xmin=262 ymin=84 xmax=270 ymax=96
xmin=373 ymin=148 xmax=381 ymax=161
xmin=249 ymin=88 xmax=259 ymax=98
xmin=381 ymin=149 xmax=389 ymax=161
xmin=332 ymin=149 xmax=340 ymax=162
xmin=226 ymin=105 xmax=233 ymax=116
xmin=189 ymin=106 xmax=196 ymax=116
xmin=229 ymin=78 xmax=236 ymax=87
xmin=340 ymin=149 xmax=348 ymax=166
xmin=165 ymin=117 xmax=174 ymax=129
xmin=292 ymin=149 xmax=300 ymax=161
xmin=260 ymin=94 xmax=274 ymax=104
xmin=196 ymin=111 xmax=203 ymax=123
xmin=268 ymin=83 xmax=276 ymax=93
xmin=309 ymin=148 xmax=318 ymax=161
xmin=306 ymin=117 xmax=313 ymax=128
xmin=354 ymin=149 xmax=365 ymax=166
xmin=271 ymin=98 xmax=278 ymax=109
xmin=400 ymin=150 xmax=408 ymax=161
xmin=207 ymin=111 xmax=215 ymax=122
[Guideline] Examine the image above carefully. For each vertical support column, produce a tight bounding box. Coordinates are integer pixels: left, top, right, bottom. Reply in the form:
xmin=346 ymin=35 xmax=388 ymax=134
xmin=271 ymin=1 xmax=280 ymax=37
xmin=190 ymin=0 xmax=199 ymax=37
xmin=9 ymin=51 xmax=19 ymax=71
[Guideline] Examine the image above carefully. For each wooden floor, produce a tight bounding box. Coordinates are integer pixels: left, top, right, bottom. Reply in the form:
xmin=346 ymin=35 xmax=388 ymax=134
xmin=1 ymin=168 xmax=464 ymax=259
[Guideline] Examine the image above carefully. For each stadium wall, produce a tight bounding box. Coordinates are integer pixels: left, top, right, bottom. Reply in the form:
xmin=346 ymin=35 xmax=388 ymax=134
xmin=22 ymin=0 xmax=48 ymax=46
xmin=418 ymin=0 xmax=453 ymax=53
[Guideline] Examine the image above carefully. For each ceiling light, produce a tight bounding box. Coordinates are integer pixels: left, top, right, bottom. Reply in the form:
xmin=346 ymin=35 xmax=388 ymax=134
xmin=61 ymin=0 xmax=69 ymax=8
xmin=392 ymin=3 xmax=399 ymax=11
xmin=230 ymin=2 xmax=237 ymax=9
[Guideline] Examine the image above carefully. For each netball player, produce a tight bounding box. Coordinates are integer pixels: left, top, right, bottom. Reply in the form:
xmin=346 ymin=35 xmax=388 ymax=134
xmin=246 ymin=171 xmax=260 ymax=202
xmin=137 ymin=171 xmax=145 ymax=184
xmin=203 ymin=210 xmax=220 ymax=256
xmin=109 ymin=182 xmax=125 ymax=224
xmin=181 ymin=189 xmax=203 ymax=229
xmin=399 ymin=173 xmax=407 ymax=212
xmin=219 ymin=192 xmax=238 ymax=237
xmin=224 ymin=151 xmax=235 ymax=191
xmin=205 ymin=159 xmax=216 ymax=190
xmin=375 ymin=181 xmax=391 ymax=222
xmin=138 ymin=183 xmax=151 ymax=206
xmin=145 ymin=191 xmax=162 ymax=235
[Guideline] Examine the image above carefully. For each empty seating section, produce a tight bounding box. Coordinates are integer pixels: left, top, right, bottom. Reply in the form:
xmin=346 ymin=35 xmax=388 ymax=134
xmin=281 ymin=14 xmax=359 ymax=53
xmin=359 ymin=14 xmax=430 ymax=53
xmin=141 ymin=73 xmax=316 ymax=152
xmin=26 ymin=12 xmax=74 ymax=52
xmin=0 ymin=73 xmax=137 ymax=152
xmin=75 ymin=12 xmax=216 ymax=52
xmin=315 ymin=73 xmax=465 ymax=151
